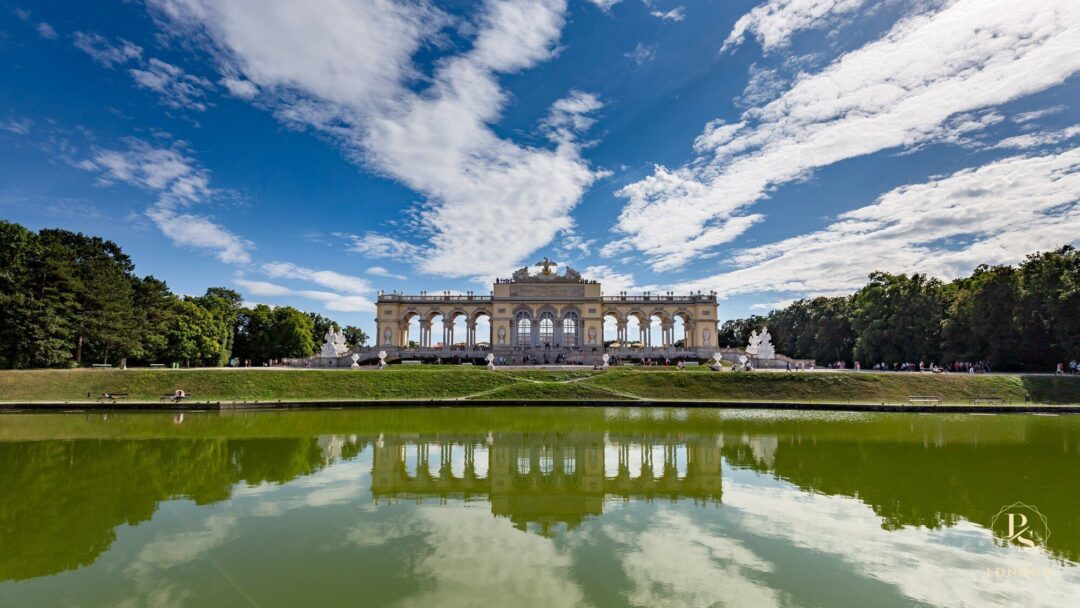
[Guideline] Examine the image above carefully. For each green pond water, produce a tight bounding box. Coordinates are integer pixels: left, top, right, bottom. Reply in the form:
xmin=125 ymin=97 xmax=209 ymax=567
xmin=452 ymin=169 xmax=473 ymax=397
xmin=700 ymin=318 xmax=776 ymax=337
xmin=1 ymin=407 xmax=1078 ymax=607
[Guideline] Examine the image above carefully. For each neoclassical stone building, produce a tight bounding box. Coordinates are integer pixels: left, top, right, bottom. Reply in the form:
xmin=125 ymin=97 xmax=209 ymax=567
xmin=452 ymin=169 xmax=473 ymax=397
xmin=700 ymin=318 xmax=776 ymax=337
xmin=373 ymin=258 xmax=719 ymax=363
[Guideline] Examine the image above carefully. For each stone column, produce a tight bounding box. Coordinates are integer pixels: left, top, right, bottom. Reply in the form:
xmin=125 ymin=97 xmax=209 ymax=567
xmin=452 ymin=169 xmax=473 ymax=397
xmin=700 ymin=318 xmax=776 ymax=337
xmin=420 ymin=320 xmax=432 ymax=348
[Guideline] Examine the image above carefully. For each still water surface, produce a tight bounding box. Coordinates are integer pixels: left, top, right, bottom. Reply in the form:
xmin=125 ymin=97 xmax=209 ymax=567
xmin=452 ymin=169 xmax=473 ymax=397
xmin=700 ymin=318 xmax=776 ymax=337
xmin=1 ymin=407 xmax=1078 ymax=607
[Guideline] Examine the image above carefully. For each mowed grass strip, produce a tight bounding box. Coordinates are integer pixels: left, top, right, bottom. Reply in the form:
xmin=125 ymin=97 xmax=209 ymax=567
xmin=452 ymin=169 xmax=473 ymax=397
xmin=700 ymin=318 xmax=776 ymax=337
xmin=0 ymin=368 xmax=515 ymax=402
xmin=471 ymin=380 xmax=627 ymax=401
xmin=582 ymin=370 xmax=1080 ymax=405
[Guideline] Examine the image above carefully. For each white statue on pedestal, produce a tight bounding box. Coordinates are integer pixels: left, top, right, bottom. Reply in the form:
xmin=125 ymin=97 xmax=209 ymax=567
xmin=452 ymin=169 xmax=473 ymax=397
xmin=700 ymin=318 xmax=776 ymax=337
xmin=350 ymin=353 xmax=360 ymax=369
xmin=601 ymin=353 xmax=610 ymax=370
xmin=746 ymin=328 xmax=775 ymax=360
xmin=320 ymin=328 xmax=348 ymax=358
xmin=485 ymin=353 xmax=495 ymax=370
xmin=377 ymin=350 xmax=388 ymax=369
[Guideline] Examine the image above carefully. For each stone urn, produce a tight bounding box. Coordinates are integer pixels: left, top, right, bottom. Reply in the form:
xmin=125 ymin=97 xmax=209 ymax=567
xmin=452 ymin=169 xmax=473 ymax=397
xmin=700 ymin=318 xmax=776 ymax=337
xmin=485 ymin=353 xmax=495 ymax=370
xmin=377 ymin=350 xmax=388 ymax=369
xmin=709 ymin=352 xmax=724 ymax=372
xmin=350 ymin=353 xmax=361 ymax=369
xmin=601 ymin=353 xmax=610 ymax=370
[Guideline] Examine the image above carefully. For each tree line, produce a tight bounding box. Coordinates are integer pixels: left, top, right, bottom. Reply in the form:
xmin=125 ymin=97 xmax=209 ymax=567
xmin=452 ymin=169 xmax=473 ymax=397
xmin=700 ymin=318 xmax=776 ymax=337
xmin=0 ymin=221 xmax=367 ymax=369
xmin=717 ymin=246 xmax=1080 ymax=371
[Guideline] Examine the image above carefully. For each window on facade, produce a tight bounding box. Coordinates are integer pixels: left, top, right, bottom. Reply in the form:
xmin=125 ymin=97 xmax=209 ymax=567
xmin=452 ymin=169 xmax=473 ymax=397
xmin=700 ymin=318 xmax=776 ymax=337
xmin=517 ymin=316 xmax=531 ymax=345
xmin=517 ymin=455 xmax=531 ymax=475
xmin=539 ymin=317 xmax=554 ymax=344
xmin=563 ymin=314 xmax=578 ymax=345
xmin=563 ymin=454 xmax=576 ymax=475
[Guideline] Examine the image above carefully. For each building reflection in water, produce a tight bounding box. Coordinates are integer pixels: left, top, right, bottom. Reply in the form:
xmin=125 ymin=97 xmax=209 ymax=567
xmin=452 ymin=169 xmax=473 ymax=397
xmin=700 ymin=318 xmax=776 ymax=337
xmin=371 ymin=432 xmax=723 ymax=535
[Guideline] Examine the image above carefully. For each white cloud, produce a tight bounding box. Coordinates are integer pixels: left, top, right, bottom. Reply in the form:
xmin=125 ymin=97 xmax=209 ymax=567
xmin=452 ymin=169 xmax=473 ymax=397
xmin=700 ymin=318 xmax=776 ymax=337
xmin=234 ymin=278 xmax=377 ymax=313
xmin=80 ymin=139 xmax=254 ymax=264
xmin=615 ymin=0 xmax=1080 ymax=270
xmin=587 ymin=0 xmax=623 ymax=11
xmin=991 ymin=125 xmax=1080 ymax=150
xmin=148 ymin=0 xmax=602 ymax=279
xmin=668 ymin=148 xmax=1080 ymax=299
xmin=541 ymin=90 xmax=604 ymax=145
xmin=130 ymin=58 xmax=213 ymax=111
xmin=13 ymin=8 xmax=30 ymax=21
xmin=35 ymin=22 xmax=57 ymax=40
xmin=722 ymin=0 xmax=868 ymax=53
xmin=73 ymin=32 xmax=143 ymax=68
xmin=650 ymin=7 xmax=684 ymax=22
xmin=0 ymin=117 xmax=32 ymax=135
xmin=261 ymin=261 xmax=371 ymax=294
xmin=1013 ymin=105 xmax=1065 ymax=123
xmin=624 ymin=42 xmax=656 ymax=65
xmin=341 ymin=232 xmax=423 ymax=263
xmin=366 ymin=266 xmax=408 ymax=280
xmin=234 ymin=278 xmax=292 ymax=296
xmin=220 ymin=76 xmax=258 ymax=99
xmin=583 ymin=265 xmax=637 ymax=293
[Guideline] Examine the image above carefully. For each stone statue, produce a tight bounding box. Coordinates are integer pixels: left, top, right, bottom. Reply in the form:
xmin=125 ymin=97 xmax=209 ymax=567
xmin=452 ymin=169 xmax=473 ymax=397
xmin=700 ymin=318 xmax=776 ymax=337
xmin=564 ymin=266 xmax=582 ymax=281
xmin=535 ymin=257 xmax=558 ymax=275
xmin=320 ymin=328 xmax=348 ymax=358
xmin=512 ymin=267 xmax=530 ymax=281
xmin=746 ymin=327 xmax=775 ymax=359
xmin=382 ymin=327 xmax=392 ymax=345
xmin=497 ymin=327 xmax=507 ymax=344
xmin=588 ymin=327 xmax=597 ymax=344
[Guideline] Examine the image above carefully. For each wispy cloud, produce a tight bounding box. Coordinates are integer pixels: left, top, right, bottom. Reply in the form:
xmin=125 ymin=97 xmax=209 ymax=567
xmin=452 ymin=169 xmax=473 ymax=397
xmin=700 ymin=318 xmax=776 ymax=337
xmin=612 ymin=0 xmax=1080 ymax=271
xmin=147 ymin=0 xmax=604 ymax=279
xmin=722 ymin=0 xmax=868 ymax=53
xmin=651 ymin=7 xmax=684 ymax=22
xmin=74 ymin=32 xmax=211 ymax=111
xmin=624 ymin=42 xmax=656 ymax=65
xmin=366 ymin=266 xmax=407 ymax=280
xmin=79 ymin=139 xmax=253 ymax=264
xmin=669 ymin=148 xmax=1080 ymax=299
xmin=35 ymin=22 xmax=57 ymax=40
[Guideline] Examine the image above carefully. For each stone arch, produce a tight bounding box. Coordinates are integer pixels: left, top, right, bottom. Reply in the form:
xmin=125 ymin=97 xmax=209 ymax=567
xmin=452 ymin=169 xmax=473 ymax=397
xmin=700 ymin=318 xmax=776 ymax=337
xmin=513 ymin=309 xmax=533 ymax=347
xmin=470 ymin=309 xmax=493 ymax=348
xmin=672 ymin=310 xmax=693 ymax=347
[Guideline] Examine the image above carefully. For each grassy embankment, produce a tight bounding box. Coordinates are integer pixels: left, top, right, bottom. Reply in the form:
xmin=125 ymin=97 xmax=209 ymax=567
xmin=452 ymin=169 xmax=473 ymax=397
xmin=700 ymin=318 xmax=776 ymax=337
xmin=1 ymin=367 xmax=1079 ymax=405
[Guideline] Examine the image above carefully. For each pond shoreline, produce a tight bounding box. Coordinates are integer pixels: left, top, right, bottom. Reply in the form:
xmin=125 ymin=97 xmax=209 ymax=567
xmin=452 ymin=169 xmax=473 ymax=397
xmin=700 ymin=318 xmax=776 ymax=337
xmin=2 ymin=399 xmax=1079 ymax=414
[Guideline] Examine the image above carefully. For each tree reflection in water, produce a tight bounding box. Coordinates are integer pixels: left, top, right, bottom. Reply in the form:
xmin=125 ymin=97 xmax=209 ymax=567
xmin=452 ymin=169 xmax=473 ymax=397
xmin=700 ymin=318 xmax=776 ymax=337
xmin=1 ymin=407 xmax=1078 ymax=585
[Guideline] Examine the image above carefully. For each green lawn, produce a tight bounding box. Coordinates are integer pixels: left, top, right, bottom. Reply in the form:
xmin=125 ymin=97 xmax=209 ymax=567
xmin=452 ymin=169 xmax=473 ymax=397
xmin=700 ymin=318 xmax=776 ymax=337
xmin=1 ymin=367 xmax=1078 ymax=405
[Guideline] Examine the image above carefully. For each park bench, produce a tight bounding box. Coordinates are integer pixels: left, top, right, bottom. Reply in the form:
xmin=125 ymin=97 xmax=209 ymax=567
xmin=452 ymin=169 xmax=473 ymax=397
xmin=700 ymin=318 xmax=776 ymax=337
xmin=401 ymin=360 xmax=423 ymax=365
xmin=149 ymin=363 xmax=166 ymax=368
xmin=972 ymin=396 xmax=1006 ymax=406
xmin=91 ymin=363 xmax=112 ymax=368
xmin=908 ymin=395 xmax=943 ymax=406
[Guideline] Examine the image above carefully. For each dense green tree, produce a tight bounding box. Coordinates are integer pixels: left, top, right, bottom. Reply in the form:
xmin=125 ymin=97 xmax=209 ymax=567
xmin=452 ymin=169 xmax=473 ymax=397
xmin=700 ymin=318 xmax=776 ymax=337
xmin=942 ymin=265 xmax=1022 ymax=369
xmin=851 ymin=272 xmax=947 ymax=366
xmin=717 ymin=315 xmax=767 ymax=348
xmin=165 ymin=300 xmax=228 ymax=367
xmin=130 ymin=277 xmax=179 ymax=364
xmin=343 ymin=325 xmax=368 ymax=348
xmin=271 ymin=307 xmax=317 ymax=359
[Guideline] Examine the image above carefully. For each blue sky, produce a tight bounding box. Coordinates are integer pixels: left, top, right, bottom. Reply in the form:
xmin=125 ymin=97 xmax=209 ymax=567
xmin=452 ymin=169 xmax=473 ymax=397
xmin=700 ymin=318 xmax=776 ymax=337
xmin=2 ymin=0 xmax=1078 ymax=337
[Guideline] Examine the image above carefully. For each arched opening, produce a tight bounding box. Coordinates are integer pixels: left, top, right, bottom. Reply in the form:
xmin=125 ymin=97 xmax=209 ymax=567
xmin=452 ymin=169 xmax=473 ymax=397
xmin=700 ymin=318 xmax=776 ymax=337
xmin=427 ymin=312 xmax=446 ymax=349
xmin=403 ymin=312 xmax=421 ymax=348
xmin=674 ymin=313 xmax=691 ymax=348
xmin=538 ymin=311 xmax=555 ymax=346
xmin=603 ymin=312 xmax=622 ymax=346
xmin=515 ymin=311 xmax=532 ymax=347
xmin=447 ymin=312 xmax=468 ymax=349
xmin=627 ymin=313 xmax=647 ymax=347
xmin=472 ymin=311 xmax=492 ymax=349
xmin=562 ymin=312 xmax=579 ymax=347
xmin=648 ymin=313 xmax=665 ymax=347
